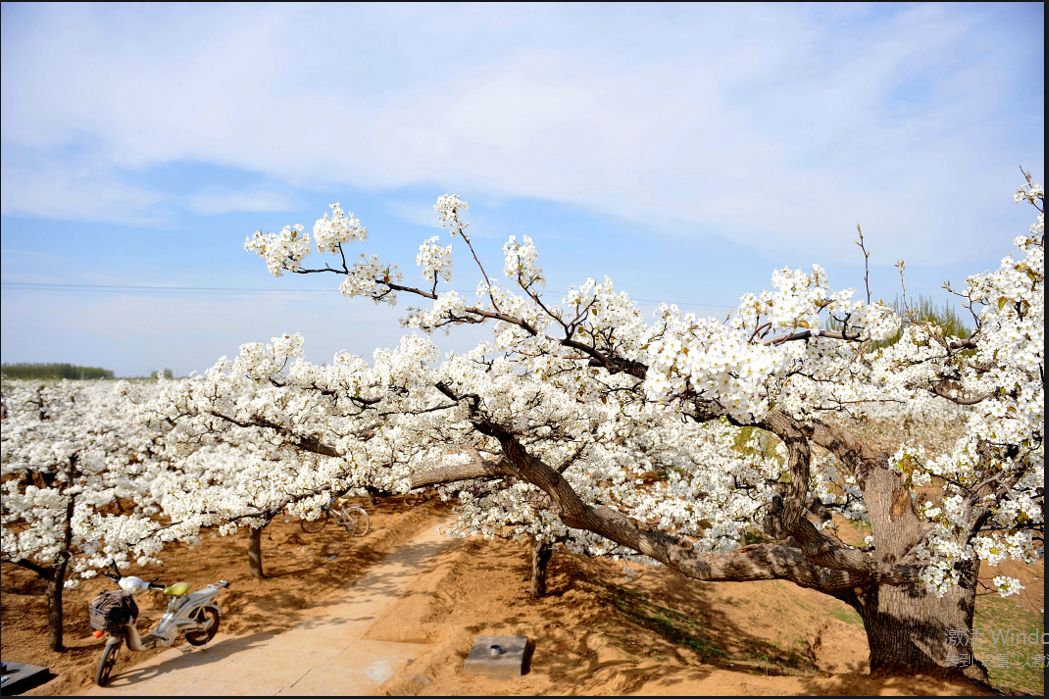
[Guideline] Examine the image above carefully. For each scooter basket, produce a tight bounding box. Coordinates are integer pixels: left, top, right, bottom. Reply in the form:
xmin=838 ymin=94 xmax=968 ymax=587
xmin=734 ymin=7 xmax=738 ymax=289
xmin=88 ymin=591 xmax=138 ymax=632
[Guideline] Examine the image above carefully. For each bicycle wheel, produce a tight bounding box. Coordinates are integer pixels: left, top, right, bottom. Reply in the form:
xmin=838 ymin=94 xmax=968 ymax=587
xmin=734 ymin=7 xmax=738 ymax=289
xmin=96 ymin=639 xmax=122 ymax=686
xmin=184 ymin=606 xmax=220 ymax=646
xmin=300 ymin=509 xmax=329 ymax=533
xmin=339 ymin=506 xmax=370 ymax=537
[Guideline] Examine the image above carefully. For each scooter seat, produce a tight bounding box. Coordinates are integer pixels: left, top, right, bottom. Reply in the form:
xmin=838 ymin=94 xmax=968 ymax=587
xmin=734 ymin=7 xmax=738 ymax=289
xmin=163 ymin=582 xmax=190 ymax=596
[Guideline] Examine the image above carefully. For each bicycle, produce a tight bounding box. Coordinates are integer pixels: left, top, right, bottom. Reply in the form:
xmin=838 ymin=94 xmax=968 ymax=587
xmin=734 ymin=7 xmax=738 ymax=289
xmin=299 ymin=498 xmax=370 ymax=536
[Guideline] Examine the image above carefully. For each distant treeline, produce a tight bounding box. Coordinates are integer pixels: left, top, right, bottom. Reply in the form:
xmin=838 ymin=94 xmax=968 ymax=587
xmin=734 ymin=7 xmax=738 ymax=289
xmin=0 ymin=363 xmax=115 ymax=380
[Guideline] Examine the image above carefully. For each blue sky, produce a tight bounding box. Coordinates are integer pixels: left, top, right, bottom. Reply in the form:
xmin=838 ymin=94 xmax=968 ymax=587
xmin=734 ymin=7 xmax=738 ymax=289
xmin=1 ymin=3 xmax=1044 ymax=377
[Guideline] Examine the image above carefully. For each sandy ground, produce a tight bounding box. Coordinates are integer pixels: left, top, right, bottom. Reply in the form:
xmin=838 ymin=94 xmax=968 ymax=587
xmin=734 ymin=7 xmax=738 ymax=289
xmin=83 ymin=517 xmax=459 ymax=696
xmin=2 ymin=496 xmax=445 ymax=695
xmin=1 ymin=496 xmax=1038 ymax=696
xmin=367 ymin=533 xmax=989 ymax=696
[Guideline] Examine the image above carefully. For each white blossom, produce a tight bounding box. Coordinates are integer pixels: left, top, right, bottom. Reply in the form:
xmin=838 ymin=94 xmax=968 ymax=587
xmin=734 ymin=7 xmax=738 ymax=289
xmin=313 ymin=202 xmax=367 ymax=253
xmin=416 ymin=236 xmax=453 ymax=283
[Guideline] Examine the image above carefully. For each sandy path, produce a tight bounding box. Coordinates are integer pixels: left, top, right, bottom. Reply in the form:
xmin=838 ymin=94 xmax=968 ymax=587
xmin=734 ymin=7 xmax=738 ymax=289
xmin=87 ymin=518 xmax=456 ymax=696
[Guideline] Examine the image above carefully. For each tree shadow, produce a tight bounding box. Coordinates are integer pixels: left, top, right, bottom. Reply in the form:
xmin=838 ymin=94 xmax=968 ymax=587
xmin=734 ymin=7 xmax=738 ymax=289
xmin=449 ymin=544 xmax=871 ymax=695
xmin=103 ymin=631 xmax=276 ymax=688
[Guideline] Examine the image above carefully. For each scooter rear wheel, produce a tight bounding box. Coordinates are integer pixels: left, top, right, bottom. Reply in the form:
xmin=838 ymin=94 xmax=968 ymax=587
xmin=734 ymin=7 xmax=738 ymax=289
xmin=95 ymin=639 xmax=121 ymax=686
xmin=184 ymin=606 xmax=220 ymax=646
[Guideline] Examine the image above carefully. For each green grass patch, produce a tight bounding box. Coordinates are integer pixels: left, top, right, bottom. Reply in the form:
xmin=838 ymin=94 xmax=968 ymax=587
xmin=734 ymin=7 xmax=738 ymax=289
xmin=830 ymin=607 xmax=864 ymax=627
xmin=585 ymin=579 xmax=818 ymax=674
xmin=742 ymin=636 xmax=815 ymax=673
xmin=598 ymin=584 xmax=727 ymax=660
xmin=973 ymin=594 xmax=1044 ymax=695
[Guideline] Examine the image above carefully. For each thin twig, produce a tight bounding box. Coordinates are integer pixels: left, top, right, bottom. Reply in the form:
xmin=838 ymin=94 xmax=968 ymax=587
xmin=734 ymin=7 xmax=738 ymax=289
xmin=855 ymin=224 xmax=871 ymax=305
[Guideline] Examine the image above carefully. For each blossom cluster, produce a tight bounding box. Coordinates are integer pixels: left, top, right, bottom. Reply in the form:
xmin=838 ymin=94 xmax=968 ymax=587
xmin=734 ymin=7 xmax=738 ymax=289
xmin=313 ymin=202 xmax=367 ymax=253
xmin=416 ymin=236 xmax=453 ymax=283
xmin=244 ymin=225 xmax=309 ymax=276
xmin=503 ymin=235 xmax=545 ymax=290
xmin=1 ymin=381 xmax=188 ymax=586
xmin=434 ymin=194 xmax=468 ymax=233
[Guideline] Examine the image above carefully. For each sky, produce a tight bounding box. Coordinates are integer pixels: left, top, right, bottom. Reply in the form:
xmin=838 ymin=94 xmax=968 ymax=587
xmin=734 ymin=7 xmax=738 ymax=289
xmin=0 ymin=2 xmax=1044 ymax=377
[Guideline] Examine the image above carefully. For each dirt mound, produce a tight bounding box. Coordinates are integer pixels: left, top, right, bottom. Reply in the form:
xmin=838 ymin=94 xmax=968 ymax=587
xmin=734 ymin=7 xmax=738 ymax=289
xmin=373 ymin=536 xmax=985 ymax=696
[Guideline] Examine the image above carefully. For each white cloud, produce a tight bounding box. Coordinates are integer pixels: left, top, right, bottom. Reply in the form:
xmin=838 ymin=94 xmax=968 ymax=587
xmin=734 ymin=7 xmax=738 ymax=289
xmin=188 ymin=187 xmax=296 ymax=216
xmin=0 ymin=159 xmax=162 ymax=225
xmin=1 ymin=4 xmax=1042 ymax=263
xmin=383 ymin=198 xmax=440 ymax=230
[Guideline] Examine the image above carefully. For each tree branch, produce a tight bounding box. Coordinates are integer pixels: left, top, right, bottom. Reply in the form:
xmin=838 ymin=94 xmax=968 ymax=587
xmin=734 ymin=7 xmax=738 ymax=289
xmin=7 ymin=557 xmax=54 ymax=579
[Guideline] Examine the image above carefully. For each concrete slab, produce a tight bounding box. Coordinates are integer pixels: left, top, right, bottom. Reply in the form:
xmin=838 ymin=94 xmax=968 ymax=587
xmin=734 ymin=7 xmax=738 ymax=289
xmin=463 ymin=635 xmax=529 ymax=679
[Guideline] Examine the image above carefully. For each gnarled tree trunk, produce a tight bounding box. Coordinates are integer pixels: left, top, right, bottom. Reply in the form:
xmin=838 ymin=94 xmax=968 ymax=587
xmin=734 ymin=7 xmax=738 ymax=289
xmin=858 ymin=569 xmax=982 ymax=680
xmin=854 ymin=465 xmax=987 ymax=683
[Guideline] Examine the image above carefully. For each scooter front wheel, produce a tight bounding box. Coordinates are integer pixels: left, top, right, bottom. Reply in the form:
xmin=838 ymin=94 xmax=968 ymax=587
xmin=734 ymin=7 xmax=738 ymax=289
xmin=96 ymin=639 xmax=122 ymax=686
xmin=184 ymin=606 xmax=220 ymax=646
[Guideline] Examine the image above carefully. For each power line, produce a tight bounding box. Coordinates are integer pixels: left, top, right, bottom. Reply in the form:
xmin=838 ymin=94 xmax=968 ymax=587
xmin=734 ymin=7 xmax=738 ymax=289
xmin=0 ymin=280 xmax=736 ymax=311
xmin=1 ymin=281 xmax=334 ymax=295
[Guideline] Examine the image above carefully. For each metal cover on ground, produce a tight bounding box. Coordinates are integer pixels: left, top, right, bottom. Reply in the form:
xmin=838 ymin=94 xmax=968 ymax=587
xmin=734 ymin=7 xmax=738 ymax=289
xmin=462 ymin=635 xmax=528 ymax=679
xmin=1 ymin=661 xmax=51 ymax=696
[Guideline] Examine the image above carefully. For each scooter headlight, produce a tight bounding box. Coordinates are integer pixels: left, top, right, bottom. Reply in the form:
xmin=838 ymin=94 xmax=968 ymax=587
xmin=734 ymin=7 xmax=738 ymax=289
xmin=118 ymin=576 xmax=151 ymax=595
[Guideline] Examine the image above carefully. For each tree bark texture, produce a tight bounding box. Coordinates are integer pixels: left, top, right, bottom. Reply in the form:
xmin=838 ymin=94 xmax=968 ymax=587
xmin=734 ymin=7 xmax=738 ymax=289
xmin=46 ymin=565 xmax=66 ymax=652
xmin=530 ymin=539 xmax=553 ymax=598
xmin=248 ymin=526 xmax=266 ymax=579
